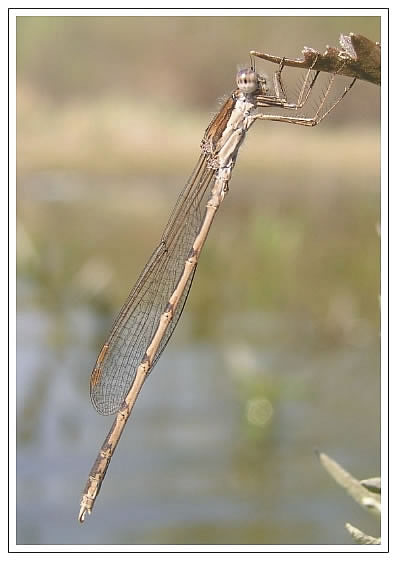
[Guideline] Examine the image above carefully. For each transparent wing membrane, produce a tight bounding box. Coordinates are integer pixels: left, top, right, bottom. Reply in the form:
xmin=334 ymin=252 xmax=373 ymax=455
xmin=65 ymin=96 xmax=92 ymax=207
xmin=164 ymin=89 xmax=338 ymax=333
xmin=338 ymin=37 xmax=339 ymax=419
xmin=90 ymin=156 xmax=216 ymax=415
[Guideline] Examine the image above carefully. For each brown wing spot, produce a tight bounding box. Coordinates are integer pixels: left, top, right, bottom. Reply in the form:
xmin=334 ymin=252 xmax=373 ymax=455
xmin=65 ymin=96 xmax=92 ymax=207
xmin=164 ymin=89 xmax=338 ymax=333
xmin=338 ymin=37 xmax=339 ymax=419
xmin=91 ymin=366 xmax=102 ymax=388
xmin=97 ymin=343 xmax=109 ymax=364
xmin=90 ymin=344 xmax=109 ymax=387
xmin=203 ymin=94 xmax=236 ymax=154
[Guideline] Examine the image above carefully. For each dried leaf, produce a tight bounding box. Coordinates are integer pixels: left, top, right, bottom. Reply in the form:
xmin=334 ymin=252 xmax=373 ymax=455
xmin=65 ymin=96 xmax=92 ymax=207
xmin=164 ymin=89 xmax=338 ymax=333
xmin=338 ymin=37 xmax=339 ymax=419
xmin=251 ymin=33 xmax=380 ymax=85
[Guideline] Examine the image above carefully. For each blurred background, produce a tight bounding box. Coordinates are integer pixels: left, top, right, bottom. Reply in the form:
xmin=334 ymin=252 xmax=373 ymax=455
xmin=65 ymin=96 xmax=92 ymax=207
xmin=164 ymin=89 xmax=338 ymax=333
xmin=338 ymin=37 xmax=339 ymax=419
xmin=16 ymin=15 xmax=380 ymax=546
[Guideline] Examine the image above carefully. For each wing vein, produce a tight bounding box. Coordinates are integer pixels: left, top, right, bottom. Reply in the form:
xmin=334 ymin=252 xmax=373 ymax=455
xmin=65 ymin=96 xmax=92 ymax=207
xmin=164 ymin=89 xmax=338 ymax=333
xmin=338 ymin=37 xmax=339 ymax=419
xmin=90 ymin=155 xmax=215 ymax=415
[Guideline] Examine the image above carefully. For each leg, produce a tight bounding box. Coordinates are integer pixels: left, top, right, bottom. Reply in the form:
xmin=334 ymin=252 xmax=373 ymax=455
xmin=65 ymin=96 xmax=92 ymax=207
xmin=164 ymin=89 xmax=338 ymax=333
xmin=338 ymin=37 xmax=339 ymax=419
xmin=256 ymin=55 xmax=320 ymax=111
xmin=252 ymin=76 xmax=356 ymax=127
xmin=273 ymin=57 xmax=287 ymax=100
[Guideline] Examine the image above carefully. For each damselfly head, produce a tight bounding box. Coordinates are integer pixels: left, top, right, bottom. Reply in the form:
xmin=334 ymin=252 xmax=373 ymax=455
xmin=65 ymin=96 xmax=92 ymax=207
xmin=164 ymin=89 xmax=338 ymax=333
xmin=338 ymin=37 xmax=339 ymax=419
xmin=236 ymin=68 xmax=259 ymax=94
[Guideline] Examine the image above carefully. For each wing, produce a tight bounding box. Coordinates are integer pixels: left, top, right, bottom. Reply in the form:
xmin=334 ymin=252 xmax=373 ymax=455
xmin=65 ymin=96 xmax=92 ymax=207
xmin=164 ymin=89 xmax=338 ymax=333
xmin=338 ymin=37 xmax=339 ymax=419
xmin=90 ymin=155 xmax=216 ymax=415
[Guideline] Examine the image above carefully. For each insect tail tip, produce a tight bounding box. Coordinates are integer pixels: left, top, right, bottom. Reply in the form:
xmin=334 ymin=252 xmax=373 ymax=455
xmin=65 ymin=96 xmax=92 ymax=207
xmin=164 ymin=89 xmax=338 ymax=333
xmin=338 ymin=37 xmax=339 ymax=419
xmin=78 ymin=504 xmax=91 ymax=523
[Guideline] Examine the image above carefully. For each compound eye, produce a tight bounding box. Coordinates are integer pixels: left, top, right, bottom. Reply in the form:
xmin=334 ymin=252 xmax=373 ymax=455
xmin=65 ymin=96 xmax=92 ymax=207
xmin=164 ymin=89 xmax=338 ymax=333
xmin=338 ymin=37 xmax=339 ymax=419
xmin=236 ymin=69 xmax=258 ymax=94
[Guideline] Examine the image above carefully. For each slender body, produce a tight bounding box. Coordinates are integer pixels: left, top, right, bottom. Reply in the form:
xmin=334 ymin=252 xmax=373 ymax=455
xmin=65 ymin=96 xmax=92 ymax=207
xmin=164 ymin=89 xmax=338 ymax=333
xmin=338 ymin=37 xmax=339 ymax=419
xmin=79 ymin=60 xmax=355 ymax=522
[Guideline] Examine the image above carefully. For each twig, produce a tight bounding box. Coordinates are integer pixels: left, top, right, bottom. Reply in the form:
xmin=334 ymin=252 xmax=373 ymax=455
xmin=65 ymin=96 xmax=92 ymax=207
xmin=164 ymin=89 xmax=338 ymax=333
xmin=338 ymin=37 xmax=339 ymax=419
xmin=251 ymin=33 xmax=380 ymax=86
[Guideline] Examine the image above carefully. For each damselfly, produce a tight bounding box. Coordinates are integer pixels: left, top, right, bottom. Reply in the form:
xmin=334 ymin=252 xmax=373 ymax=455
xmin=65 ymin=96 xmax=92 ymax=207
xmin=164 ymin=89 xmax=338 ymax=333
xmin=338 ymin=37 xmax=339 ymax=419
xmin=78 ymin=55 xmax=355 ymax=522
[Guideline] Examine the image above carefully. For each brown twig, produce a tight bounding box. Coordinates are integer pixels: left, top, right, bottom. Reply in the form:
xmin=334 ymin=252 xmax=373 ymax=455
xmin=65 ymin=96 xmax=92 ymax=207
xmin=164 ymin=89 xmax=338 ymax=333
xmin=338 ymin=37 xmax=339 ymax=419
xmin=251 ymin=33 xmax=380 ymax=86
